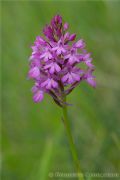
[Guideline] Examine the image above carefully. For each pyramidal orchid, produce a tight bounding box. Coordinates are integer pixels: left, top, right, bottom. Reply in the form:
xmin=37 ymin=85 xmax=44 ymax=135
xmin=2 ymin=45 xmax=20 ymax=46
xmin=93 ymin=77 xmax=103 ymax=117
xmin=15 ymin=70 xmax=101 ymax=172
xmin=28 ymin=15 xmax=96 ymax=180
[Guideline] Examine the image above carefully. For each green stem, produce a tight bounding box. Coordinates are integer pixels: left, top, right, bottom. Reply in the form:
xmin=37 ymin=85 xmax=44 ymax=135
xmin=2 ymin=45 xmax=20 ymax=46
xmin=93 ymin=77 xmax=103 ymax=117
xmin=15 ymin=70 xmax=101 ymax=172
xmin=62 ymin=95 xmax=84 ymax=180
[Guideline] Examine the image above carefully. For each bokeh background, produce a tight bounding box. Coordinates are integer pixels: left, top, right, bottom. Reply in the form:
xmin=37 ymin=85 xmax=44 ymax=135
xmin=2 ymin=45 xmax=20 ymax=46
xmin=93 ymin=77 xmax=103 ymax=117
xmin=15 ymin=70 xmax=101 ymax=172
xmin=2 ymin=1 xmax=120 ymax=180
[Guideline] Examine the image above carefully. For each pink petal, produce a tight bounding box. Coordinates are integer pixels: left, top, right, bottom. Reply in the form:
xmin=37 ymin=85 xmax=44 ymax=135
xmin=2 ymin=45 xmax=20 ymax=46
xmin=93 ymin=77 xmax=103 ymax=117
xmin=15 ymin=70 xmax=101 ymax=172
xmin=49 ymin=66 xmax=55 ymax=74
xmin=63 ymin=23 xmax=69 ymax=30
xmin=86 ymin=77 xmax=96 ymax=88
xmin=46 ymin=80 xmax=52 ymax=89
xmin=74 ymin=39 xmax=85 ymax=49
xmin=33 ymin=90 xmax=44 ymax=103
xmin=85 ymin=60 xmax=94 ymax=68
xmin=84 ymin=53 xmax=91 ymax=59
xmin=56 ymin=48 xmax=62 ymax=55
xmin=68 ymin=56 xmax=75 ymax=65
xmin=52 ymin=46 xmax=58 ymax=51
xmin=61 ymin=48 xmax=66 ymax=54
xmin=69 ymin=34 xmax=76 ymax=41
xmin=44 ymin=63 xmax=52 ymax=69
xmin=71 ymin=73 xmax=80 ymax=81
xmin=55 ymin=63 xmax=61 ymax=72
xmin=39 ymin=53 xmax=46 ymax=59
xmin=31 ymin=86 xmax=38 ymax=93
xmin=48 ymin=53 xmax=52 ymax=59
xmin=68 ymin=74 xmax=74 ymax=84
xmin=62 ymin=74 xmax=69 ymax=83
xmin=41 ymin=79 xmax=49 ymax=87
xmin=28 ymin=67 xmax=40 ymax=78
xmin=64 ymin=54 xmax=71 ymax=60
xmin=52 ymin=80 xmax=58 ymax=88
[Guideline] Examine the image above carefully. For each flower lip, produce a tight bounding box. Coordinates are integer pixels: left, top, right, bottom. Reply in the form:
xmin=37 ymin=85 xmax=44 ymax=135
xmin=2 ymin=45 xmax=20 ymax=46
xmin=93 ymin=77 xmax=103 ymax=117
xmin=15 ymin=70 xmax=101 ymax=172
xmin=33 ymin=90 xmax=44 ymax=103
xmin=74 ymin=39 xmax=85 ymax=49
xmin=28 ymin=66 xmax=40 ymax=79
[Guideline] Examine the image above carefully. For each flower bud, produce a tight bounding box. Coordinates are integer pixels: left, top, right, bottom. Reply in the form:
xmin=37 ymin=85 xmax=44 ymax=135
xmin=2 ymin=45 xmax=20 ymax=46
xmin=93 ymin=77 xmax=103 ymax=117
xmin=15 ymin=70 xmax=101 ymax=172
xmin=63 ymin=23 xmax=69 ymax=31
xmin=69 ymin=34 xmax=76 ymax=41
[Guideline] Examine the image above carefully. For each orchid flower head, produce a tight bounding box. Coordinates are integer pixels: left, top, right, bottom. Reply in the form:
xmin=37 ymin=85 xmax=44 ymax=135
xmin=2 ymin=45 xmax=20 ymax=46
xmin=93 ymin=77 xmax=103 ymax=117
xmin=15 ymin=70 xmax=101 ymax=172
xmin=28 ymin=15 xmax=96 ymax=106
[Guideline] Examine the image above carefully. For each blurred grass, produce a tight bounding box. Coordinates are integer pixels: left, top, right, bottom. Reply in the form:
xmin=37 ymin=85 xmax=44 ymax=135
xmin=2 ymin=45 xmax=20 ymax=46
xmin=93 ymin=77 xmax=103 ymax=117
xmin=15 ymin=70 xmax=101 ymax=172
xmin=1 ymin=1 xmax=120 ymax=180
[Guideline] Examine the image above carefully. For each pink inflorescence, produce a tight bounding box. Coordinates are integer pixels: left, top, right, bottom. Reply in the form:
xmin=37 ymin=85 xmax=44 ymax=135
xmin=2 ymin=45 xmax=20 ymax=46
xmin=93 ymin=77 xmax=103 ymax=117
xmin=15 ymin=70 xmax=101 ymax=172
xmin=28 ymin=15 xmax=96 ymax=106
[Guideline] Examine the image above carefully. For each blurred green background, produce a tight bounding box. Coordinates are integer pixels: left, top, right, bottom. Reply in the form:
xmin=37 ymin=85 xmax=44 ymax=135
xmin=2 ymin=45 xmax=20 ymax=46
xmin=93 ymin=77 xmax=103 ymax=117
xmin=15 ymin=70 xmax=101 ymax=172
xmin=2 ymin=1 xmax=120 ymax=180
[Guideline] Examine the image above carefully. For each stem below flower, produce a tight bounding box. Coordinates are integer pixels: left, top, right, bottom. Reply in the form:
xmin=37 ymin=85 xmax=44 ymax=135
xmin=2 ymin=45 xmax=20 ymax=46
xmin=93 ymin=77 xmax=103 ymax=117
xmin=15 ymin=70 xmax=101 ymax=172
xmin=62 ymin=95 xmax=84 ymax=180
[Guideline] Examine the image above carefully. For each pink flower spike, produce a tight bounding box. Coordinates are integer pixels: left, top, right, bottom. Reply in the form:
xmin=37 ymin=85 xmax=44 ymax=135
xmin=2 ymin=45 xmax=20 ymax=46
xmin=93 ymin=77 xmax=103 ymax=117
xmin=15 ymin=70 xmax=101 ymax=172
xmin=28 ymin=14 xmax=96 ymax=105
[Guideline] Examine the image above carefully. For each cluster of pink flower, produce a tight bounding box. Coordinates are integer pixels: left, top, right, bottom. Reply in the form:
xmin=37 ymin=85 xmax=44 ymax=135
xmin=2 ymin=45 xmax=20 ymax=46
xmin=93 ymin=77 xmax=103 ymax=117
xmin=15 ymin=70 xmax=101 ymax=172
xmin=28 ymin=15 xmax=96 ymax=106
